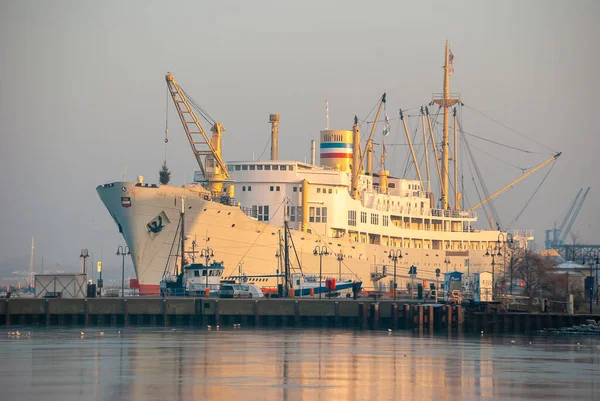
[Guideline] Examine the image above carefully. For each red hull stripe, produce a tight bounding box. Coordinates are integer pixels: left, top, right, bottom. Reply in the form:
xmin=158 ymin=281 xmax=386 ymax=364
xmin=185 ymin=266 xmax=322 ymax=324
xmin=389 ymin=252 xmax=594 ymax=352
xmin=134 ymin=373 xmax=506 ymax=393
xmin=320 ymin=153 xmax=353 ymax=158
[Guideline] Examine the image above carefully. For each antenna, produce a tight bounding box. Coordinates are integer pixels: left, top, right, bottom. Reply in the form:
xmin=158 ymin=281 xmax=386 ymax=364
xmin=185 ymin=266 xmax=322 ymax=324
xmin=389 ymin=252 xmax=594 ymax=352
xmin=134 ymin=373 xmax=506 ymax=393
xmin=325 ymin=101 xmax=330 ymax=130
xmin=123 ymin=162 xmax=127 ymax=181
xmin=29 ymin=237 xmax=34 ymax=289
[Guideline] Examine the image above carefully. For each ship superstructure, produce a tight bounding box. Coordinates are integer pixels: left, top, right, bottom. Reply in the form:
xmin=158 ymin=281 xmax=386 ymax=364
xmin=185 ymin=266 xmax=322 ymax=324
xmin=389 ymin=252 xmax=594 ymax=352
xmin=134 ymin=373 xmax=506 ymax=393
xmin=97 ymin=43 xmax=556 ymax=295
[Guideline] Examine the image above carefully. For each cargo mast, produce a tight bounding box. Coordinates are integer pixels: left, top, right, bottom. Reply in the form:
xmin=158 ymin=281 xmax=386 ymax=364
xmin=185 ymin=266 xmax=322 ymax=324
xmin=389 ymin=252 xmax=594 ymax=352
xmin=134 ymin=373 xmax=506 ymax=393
xmin=432 ymin=41 xmax=460 ymax=210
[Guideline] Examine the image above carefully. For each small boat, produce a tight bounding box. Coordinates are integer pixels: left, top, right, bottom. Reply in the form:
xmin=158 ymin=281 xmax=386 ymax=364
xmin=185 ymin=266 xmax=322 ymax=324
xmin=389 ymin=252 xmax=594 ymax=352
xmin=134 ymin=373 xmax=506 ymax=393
xmin=160 ymin=261 xmax=224 ymax=297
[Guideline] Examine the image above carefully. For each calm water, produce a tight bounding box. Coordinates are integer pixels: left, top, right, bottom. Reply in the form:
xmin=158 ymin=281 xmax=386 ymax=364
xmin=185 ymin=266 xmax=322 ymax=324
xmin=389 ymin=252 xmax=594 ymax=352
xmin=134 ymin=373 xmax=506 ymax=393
xmin=1 ymin=327 xmax=599 ymax=401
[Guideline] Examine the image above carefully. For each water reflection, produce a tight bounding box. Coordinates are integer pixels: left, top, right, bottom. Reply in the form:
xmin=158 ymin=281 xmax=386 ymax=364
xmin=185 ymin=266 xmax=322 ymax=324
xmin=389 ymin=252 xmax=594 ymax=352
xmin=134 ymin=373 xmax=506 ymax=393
xmin=1 ymin=328 xmax=600 ymax=401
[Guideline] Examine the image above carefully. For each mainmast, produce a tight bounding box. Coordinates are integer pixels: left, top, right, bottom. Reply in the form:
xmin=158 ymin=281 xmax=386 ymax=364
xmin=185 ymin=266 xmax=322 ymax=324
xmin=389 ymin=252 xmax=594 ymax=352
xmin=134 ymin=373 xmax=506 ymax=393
xmin=432 ymin=41 xmax=460 ymax=210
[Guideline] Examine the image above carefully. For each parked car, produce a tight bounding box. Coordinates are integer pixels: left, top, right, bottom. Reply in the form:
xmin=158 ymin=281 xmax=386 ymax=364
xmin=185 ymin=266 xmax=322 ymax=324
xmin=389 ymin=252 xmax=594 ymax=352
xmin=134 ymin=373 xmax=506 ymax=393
xmin=220 ymin=284 xmax=264 ymax=298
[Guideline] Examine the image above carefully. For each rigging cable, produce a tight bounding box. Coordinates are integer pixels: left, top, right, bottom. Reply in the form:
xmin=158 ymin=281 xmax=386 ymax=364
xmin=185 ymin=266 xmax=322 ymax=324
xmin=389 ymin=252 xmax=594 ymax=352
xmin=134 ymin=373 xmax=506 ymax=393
xmin=460 ymin=119 xmax=504 ymax=229
xmin=444 ymin=123 xmax=552 ymax=155
xmin=463 ymin=104 xmax=557 ymax=153
xmin=507 ymin=159 xmax=557 ymax=229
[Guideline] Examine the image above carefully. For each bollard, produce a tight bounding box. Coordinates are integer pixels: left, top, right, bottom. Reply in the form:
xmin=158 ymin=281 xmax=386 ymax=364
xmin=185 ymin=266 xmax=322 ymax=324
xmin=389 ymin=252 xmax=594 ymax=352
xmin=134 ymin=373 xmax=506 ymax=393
xmin=289 ymin=290 xmax=295 ymax=298
xmin=310 ymin=288 xmax=315 ymax=297
xmin=205 ymin=288 xmax=210 ymax=298
xmin=390 ymin=289 xmax=395 ymax=299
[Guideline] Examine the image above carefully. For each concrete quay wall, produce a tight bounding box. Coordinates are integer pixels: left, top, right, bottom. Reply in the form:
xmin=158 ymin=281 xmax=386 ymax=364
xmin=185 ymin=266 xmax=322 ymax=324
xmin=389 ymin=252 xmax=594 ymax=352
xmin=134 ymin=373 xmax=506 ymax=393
xmin=2 ymin=298 xmax=591 ymax=333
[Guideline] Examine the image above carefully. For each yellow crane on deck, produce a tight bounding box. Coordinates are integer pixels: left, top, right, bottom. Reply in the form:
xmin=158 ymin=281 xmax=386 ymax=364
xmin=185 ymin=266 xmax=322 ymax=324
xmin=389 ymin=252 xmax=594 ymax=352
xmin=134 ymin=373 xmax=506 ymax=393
xmin=165 ymin=73 xmax=230 ymax=197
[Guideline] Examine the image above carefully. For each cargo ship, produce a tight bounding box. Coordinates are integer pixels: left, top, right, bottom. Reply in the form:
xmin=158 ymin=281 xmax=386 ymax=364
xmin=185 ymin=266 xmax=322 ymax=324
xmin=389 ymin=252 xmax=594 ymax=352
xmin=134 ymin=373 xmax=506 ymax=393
xmin=97 ymin=42 xmax=557 ymax=295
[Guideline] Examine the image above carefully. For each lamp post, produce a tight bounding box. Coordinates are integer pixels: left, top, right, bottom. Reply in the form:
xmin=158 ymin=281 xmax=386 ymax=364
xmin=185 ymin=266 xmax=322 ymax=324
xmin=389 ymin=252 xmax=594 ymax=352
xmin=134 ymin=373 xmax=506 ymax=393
xmin=313 ymin=246 xmax=328 ymax=299
xmin=594 ymin=251 xmax=600 ymax=306
xmin=200 ymin=246 xmax=215 ymax=291
xmin=498 ymin=233 xmax=506 ymax=295
xmin=444 ymin=257 xmax=450 ymax=273
xmin=484 ymin=243 xmax=502 ymax=301
xmin=337 ymin=253 xmax=344 ymax=281
xmin=80 ymin=249 xmax=89 ymax=275
xmin=97 ymin=261 xmax=103 ymax=298
xmin=116 ymin=246 xmax=130 ymax=298
xmin=388 ymin=249 xmax=403 ymax=300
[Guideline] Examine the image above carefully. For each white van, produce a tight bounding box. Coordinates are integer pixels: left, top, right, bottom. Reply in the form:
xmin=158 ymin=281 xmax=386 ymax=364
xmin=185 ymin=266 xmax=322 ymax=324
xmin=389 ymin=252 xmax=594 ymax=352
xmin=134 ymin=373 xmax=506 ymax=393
xmin=220 ymin=283 xmax=264 ymax=298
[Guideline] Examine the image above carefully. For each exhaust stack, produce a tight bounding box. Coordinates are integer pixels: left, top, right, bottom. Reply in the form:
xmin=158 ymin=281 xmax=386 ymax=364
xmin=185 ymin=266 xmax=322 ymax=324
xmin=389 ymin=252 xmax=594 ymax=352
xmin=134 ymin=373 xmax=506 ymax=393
xmin=311 ymin=140 xmax=316 ymax=165
xmin=269 ymin=114 xmax=280 ymax=161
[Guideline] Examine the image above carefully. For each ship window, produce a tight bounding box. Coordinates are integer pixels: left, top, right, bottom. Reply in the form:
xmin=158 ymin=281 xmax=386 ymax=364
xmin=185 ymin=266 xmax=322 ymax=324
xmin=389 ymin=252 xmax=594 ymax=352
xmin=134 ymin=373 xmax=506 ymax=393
xmin=315 ymin=207 xmax=321 ymax=223
xmin=317 ymin=188 xmax=321 ymax=193
xmin=280 ymin=165 xmax=287 ymax=171
xmin=371 ymin=213 xmax=379 ymax=225
xmin=242 ymin=186 xmax=246 ymax=191
xmin=242 ymin=165 xmax=248 ymax=171
xmin=297 ymin=206 xmax=302 ymax=220
xmin=286 ymin=206 xmax=296 ymax=222
xmin=322 ymin=207 xmax=327 ymax=223
xmin=348 ymin=210 xmax=357 ymax=226
xmin=273 ymin=165 xmax=279 ymax=170
xmin=276 ymin=186 xmax=280 ymax=191
xmin=202 ymin=270 xmax=207 ymax=276
xmin=235 ymin=165 xmax=241 ymax=171
xmin=289 ymin=166 xmax=294 ymax=171
xmin=194 ymin=271 xmax=200 ymax=277
xmin=328 ymin=189 xmax=332 ymax=194
xmin=265 ymin=165 xmax=271 ymax=170
xmin=257 ymin=205 xmax=269 ymax=221
xmin=299 ymin=187 xmax=302 ymax=192
xmin=293 ymin=187 xmax=297 ymax=192
xmin=389 ymin=183 xmax=395 ymax=188
xmin=383 ymin=216 xmax=389 ymax=226
xmin=270 ymin=186 xmax=274 ymax=191
xmin=257 ymin=165 xmax=263 ymax=170
xmin=361 ymin=212 xmax=367 ymax=224
xmin=248 ymin=186 xmax=252 ymax=191
xmin=309 ymin=207 xmax=315 ymax=222
xmin=250 ymin=165 xmax=255 ymax=170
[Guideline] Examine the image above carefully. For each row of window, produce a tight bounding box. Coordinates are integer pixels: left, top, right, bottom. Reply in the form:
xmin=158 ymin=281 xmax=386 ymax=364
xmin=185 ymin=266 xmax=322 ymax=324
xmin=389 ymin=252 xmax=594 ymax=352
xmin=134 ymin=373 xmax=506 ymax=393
xmin=251 ymin=205 xmax=270 ymax=221
xmin=192 ymin=269 xmax=223 ymax=277
xmin=350 ymin=211 xmax=390 ymax=227
xmin=232 ymin=164 xmax=294 ymax=172
xmin=316 ymin=187 xmax=334 ymax=194
xmin=309 ymin=207 xmax=328 ymax=223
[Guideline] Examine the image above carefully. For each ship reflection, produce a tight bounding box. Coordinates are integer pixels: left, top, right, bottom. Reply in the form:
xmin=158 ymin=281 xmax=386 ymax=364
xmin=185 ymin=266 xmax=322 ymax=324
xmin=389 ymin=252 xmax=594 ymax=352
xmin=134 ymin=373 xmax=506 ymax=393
xmin=70 ymin=328 xmax=600 ymax=401
xmin=100 ymin=329 xmax=501 ymax=401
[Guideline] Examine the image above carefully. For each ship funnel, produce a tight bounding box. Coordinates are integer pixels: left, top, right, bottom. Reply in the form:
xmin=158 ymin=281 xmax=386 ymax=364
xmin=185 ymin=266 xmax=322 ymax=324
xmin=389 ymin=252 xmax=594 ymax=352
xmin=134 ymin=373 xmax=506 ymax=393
xmin=311 ymin=140 xmax=316 ymax=165
xmin=137 ymin=175 xmax=144 ymax=184
xmin=269 ymin=114 xmax=280 ymax=161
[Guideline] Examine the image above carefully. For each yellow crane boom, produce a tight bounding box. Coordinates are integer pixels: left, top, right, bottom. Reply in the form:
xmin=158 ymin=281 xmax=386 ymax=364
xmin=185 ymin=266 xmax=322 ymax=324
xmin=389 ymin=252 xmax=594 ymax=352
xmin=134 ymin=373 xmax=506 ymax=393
xmin=165 ymin=74 xmax=229 ymax=189
xmin=467 ymin=152 xmax=561 ymax=212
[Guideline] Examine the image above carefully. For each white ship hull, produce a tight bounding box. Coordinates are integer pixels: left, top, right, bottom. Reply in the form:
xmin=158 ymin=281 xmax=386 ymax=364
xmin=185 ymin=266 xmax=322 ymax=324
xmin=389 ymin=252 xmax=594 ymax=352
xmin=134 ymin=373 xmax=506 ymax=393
xmin=97 ymin=180 xmax=505 ymax=296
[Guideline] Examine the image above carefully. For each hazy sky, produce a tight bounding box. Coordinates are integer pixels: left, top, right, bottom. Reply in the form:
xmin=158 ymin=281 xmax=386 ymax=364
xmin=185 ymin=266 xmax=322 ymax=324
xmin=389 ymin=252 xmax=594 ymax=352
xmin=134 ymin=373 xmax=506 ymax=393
xmin=1 ymin=0 xmax=598 ymax=283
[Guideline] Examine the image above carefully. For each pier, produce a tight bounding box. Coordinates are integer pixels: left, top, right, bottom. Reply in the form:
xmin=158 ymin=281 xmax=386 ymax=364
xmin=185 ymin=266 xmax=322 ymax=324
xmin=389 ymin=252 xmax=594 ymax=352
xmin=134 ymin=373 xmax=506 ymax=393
xmin=4 ymin=297 xmax=600 ymax=333
xmin=0 ymin=298 xmax=467 ymax=331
